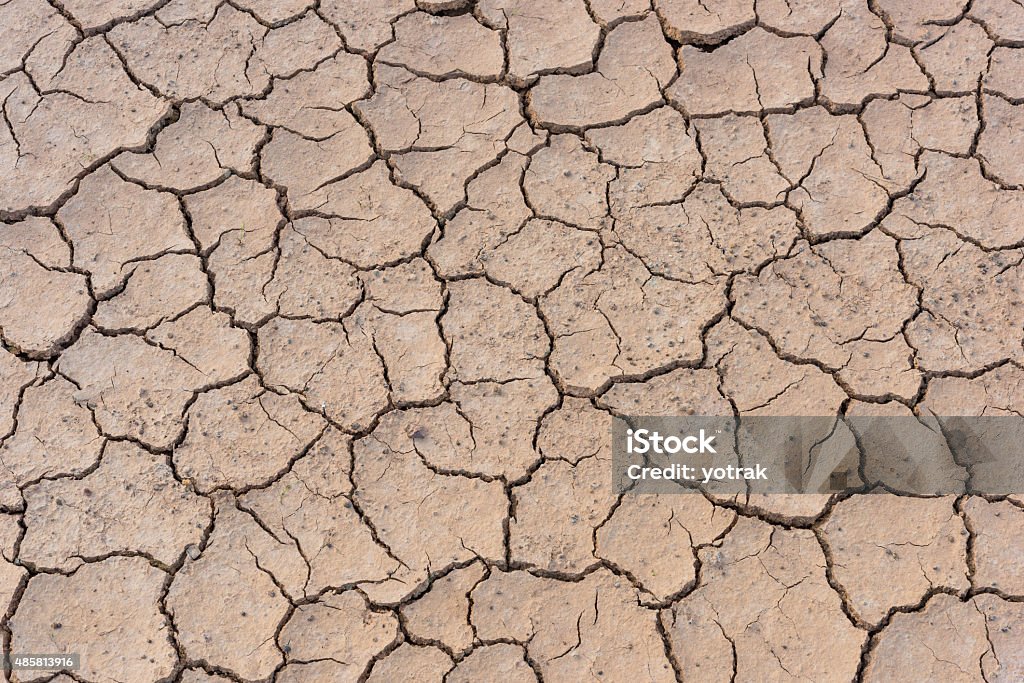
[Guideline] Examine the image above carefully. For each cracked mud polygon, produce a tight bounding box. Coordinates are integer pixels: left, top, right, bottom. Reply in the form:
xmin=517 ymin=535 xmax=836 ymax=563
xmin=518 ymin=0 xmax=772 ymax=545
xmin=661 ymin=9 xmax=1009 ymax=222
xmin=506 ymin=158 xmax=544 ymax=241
xmin=1 ymin=0 xmax=1023 ymax=681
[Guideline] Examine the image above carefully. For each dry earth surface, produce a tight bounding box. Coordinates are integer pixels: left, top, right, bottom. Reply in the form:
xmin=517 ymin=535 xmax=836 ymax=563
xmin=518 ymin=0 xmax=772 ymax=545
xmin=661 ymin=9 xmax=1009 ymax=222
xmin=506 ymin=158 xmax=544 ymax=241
xmin=0 ymin=0 xmax=1023 ymax=681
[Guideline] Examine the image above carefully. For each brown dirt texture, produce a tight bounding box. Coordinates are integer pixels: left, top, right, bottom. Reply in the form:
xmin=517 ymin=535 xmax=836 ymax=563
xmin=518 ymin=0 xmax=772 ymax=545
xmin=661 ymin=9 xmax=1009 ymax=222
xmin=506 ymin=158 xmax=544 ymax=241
xmin=1 ymin=0 xmax=1023 ymax=681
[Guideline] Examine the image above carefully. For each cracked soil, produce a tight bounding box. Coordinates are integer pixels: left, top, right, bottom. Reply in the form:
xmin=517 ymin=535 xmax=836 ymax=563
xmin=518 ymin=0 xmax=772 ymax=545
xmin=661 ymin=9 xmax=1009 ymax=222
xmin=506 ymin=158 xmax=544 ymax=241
xmin=1 ymin=0 xmax=1024 ymax=681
